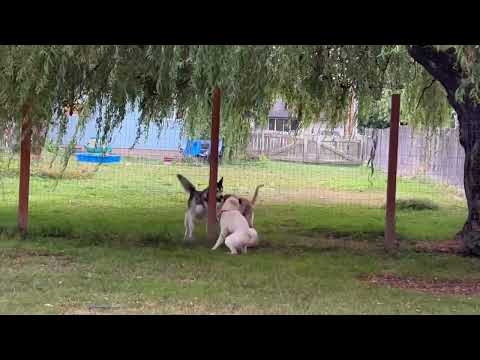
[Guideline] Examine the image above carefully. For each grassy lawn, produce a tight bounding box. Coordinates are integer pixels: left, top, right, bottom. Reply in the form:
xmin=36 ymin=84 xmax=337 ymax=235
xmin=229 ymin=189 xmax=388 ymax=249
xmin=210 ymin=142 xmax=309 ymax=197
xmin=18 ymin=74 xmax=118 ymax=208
xmin=0 ymin=155 xmax=478 ymax=314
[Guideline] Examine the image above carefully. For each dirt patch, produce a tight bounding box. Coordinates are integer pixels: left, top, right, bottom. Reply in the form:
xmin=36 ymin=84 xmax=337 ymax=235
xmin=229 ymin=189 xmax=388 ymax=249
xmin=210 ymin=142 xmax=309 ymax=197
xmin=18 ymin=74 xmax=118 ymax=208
xmin=361 ymin=273 xmax=480 ymax=296
xmin=34 ymin=165 xmax=97 ymax=180
xmin=62 ymin=307 xmax=134 ymax=315
xmin=415 ymin=240 xmax=465 ymax=255
xmin=5 ymin=249 xmax=71 ymax=258
xmin=61 ymin=302 xmax=274 ymax=315
xmin=262 ymin=187 xmax=385 ymax=207
xmin=2 ymin=249 xmax=74 ymax=266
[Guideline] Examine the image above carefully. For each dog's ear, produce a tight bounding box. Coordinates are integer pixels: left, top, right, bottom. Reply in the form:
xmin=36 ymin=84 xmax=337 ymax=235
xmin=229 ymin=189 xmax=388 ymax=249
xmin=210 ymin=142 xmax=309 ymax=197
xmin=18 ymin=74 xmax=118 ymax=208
xmin=177 ymin=174 xmax=196 ymax=193
xmin=217 ymin=177 xmax=224 ymax=190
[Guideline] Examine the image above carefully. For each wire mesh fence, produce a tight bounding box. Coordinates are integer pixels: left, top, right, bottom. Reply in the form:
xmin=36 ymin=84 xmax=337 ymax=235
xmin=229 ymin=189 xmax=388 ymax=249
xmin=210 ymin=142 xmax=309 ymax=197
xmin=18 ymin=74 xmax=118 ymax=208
xmin=0 ymin=115 xmax=467 ymax=243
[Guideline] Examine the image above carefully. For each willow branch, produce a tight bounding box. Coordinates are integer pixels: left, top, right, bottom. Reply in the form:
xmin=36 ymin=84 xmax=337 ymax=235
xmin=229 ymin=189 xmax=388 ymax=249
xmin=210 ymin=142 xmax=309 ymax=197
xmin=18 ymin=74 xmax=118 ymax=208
xmin=415 ymin=79 xmax=436 ymax=110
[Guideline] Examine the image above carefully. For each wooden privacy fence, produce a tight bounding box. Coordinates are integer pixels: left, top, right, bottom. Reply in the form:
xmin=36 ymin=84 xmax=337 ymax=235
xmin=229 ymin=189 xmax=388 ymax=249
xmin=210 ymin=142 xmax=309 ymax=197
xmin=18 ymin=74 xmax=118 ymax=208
xmin=248 ymin=130 xmax=363 ymax=165
xmin=248 ymin=127 xmax=465 ymax=191
xmin=360 ymin=126 xmax=465 ymax=189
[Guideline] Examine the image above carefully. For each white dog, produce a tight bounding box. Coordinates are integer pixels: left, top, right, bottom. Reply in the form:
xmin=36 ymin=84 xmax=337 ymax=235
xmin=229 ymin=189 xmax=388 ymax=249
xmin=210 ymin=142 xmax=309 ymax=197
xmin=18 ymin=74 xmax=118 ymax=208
xmin=212 ymin=196 xmax=259 ymax=254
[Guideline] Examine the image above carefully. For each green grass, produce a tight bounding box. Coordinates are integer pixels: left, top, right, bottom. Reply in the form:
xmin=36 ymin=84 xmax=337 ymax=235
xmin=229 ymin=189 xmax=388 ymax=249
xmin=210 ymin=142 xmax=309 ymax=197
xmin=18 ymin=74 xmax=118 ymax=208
xmin=0 ymin=155 xmax=477 ymax=314
xmin=1 ymin=236 xmax=480 ymax=314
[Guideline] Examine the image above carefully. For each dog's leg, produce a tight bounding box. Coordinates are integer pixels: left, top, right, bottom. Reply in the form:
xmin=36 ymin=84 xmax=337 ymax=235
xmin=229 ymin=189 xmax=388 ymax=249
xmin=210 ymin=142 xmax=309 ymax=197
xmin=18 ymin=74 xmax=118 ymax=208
xmin=241 ymin=246 xmax=248 ymax=254
xmin=225 ymin=235 xmax=239 ymax=255
xmin=184 ymin=212 xmax=189 ymax=241
xmin=211 ymin=229 xmax=227 ymax=250
xmin=184 ymin=212 xmax=194 ymax=241
xmin=188 ymin=214 xmax=195 ymax=241
xmin=225 ymin=233 xmax=244 ymax=255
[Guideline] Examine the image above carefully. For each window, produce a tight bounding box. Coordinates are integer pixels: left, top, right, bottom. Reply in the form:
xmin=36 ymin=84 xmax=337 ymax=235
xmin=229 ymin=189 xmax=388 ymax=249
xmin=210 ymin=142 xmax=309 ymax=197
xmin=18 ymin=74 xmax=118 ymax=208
xmin=268 ymin=118 xmax=297 ymax=132
xmin=275 ymin=119 xmax=282 ymax=131
xmin=277 ymin=119 xmax=285 ymax=131
xmin=269 ymin=118 xmax=276 ymax=130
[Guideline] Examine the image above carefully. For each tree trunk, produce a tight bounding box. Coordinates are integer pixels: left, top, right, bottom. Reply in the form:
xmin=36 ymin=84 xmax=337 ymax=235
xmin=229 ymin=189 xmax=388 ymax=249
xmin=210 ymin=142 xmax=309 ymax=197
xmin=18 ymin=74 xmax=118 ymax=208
xmin=455 ymin=106 xmax=480 ymax=255
xmin=407 ymin=45 xmax=480 ymax=255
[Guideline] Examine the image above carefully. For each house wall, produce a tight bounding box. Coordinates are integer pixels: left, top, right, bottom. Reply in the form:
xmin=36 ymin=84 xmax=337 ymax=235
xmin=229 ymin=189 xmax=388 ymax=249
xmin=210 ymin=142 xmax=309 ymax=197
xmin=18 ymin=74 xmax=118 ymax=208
xmin=48 ymin=110 xmax=186 ymax=150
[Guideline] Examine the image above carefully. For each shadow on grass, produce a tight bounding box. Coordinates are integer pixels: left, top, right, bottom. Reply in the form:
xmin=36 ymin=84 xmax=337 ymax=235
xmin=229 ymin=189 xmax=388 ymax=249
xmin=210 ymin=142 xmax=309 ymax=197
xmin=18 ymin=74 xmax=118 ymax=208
xmin=0 ymin=201 xmax=468 ymax=254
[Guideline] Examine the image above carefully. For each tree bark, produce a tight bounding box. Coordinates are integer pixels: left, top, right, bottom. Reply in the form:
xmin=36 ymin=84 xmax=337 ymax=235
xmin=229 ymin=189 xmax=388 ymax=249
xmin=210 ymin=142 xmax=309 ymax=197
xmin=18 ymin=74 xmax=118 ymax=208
xmin=455 ymin=106 xmax=480 ymax=255
xmin=408 ymin=45 xmax=480 ymax=255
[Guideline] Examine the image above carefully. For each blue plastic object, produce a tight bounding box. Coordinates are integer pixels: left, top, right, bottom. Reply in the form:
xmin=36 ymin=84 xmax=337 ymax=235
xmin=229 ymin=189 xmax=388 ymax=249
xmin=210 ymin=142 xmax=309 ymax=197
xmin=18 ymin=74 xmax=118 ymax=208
xmin=84 ymin=137 xmax=112 ymax=154
xmin=76 ymin=152 xmax=121 ymax=164
xmin=183 ymin=139 xmax=223 ymax=158
xmin=84 ymin=145 xmax=112 ymax=154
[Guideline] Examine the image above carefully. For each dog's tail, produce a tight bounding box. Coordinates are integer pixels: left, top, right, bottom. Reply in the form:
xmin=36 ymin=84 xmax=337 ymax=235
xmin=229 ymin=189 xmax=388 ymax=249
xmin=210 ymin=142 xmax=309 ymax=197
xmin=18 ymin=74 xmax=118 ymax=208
xmin=177 ymin=174 xmax=196 ymax=194
xmin=250 ymin=184 xmax=264 ymax=206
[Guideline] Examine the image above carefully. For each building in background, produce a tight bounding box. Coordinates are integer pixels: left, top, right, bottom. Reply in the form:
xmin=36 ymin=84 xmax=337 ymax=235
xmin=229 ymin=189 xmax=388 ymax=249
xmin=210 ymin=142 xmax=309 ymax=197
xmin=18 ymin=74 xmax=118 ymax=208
xmin=258 ymin=99 xmax=352 ymax=140
xmin=49 ymin=110 xmax=186 ymax=160
xmin=49 ymin=98 xmax=359 ymax=161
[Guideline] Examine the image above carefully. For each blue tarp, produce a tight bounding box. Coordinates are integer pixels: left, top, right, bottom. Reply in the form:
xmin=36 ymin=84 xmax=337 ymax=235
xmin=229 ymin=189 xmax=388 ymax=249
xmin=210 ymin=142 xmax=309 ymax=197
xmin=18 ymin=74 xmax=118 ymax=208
xmin=183 ymin=140 xmax=223 ymax=158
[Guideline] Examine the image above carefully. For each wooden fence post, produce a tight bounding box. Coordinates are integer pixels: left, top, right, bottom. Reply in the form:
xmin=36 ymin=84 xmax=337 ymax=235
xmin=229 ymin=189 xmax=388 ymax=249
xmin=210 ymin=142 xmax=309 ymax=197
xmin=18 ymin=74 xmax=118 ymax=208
xmin=207 ymin=87 xmax=221 ymax=242
xmin=384 ymin=94 xmax=401 ymax=252
xmin=18 ymin=104 xmax=33 ymax=236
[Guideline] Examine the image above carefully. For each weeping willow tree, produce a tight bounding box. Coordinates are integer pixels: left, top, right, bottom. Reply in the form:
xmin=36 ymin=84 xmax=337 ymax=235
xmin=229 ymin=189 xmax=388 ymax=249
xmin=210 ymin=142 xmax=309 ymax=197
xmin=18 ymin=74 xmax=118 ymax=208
xmin=2 ymin=45 xmax=480 ymax=254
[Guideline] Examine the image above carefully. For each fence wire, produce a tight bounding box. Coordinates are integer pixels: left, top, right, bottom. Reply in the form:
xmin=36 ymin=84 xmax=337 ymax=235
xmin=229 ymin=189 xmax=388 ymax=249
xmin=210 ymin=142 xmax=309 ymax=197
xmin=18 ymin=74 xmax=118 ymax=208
xmin=0 ymin=120 xmax=467 ymax=240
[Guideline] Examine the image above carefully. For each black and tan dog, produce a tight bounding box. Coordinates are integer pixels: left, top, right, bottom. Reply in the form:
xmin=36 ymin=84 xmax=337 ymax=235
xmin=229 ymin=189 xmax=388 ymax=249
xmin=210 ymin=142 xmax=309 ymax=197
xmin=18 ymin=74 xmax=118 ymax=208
xmin=177 ymin=174 xmax=224 ymax=241
xmin=221 ymin=184 xmax=263 ymax=228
